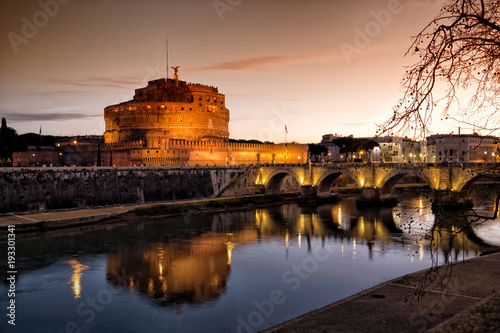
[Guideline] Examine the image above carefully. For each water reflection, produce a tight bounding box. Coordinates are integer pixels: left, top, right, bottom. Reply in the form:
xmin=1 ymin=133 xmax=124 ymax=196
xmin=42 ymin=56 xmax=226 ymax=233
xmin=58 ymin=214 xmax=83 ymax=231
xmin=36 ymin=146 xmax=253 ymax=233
xmin=106 ymin=232 xmax=233 ymax=306
xmin=1 ymin=189 xmax=498 ymax=333
xmin=396 ymin=194 xmax=496 ymax=263
xmin=66 ymin=259 xmax=90 ymax=299
xmin=103 ymin=195 xmax=494 ymax=308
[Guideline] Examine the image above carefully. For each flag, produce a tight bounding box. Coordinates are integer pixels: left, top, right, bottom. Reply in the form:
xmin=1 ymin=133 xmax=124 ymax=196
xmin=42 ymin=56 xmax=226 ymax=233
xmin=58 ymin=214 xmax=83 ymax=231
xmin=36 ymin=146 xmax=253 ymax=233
xmin=285 ymin=125 xmax=288 ymax=134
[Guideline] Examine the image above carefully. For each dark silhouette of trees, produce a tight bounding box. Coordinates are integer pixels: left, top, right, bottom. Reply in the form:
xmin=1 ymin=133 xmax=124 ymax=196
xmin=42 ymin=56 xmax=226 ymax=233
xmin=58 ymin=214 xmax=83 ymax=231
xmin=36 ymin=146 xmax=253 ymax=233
xmin=308 ymin=144 xmax=328 ymax=160
xmin=332 ymin=137 xmax=378 ymax=162
xmin=378 ymin=0 xmax=500 ymax=138
xmin=0 ymin=118 xmax=23 ymax=166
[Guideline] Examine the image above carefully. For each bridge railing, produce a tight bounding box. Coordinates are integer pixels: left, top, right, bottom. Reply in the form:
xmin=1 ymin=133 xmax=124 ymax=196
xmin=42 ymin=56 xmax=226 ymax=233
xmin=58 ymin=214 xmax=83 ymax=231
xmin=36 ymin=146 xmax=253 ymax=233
xmin=261 ymin=162 xmax=499 ymax=168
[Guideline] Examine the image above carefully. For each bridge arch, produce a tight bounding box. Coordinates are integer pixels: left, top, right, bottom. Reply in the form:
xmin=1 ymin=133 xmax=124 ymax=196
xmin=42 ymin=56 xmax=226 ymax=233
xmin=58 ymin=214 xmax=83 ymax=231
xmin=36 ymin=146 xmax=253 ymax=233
xmin=264 ymin=169 xmax=301 ymax=195
xmin=316 ymin=170 xmax=360 ymax=197
xmin=456 ymin=172 xmax=490 ymax=193
xmin=378 ymin=168 xmax=434 ymax=196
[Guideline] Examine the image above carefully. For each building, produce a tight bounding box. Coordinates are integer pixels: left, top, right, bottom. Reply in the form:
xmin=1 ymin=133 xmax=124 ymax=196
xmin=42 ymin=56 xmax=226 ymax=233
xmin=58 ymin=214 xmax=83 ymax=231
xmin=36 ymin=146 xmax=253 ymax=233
xmin=104 ymin=75 xmax=229 ymax=144
xmin=56 ymin=136 xmax=103 ymax=166
xmin=427 ymin=133 xmax=499 ymax=163
xmin=103 ymin=71 xmax=308 ymax=166
xmin=374 ymin=136 xmax=422 ymax=163
xmin=12 ymin=136 xmax=104 ymax=167
xmin=12 ymin=146 xmax=62 ymax=167
xmin=318 ymin=134 xmax=342 ymax=162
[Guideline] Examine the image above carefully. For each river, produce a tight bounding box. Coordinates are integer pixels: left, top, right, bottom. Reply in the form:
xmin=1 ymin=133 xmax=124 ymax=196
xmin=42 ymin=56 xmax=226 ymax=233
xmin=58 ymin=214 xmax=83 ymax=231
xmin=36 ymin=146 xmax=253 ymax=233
xmin=1 ymin=188 xmax=499 ymax=333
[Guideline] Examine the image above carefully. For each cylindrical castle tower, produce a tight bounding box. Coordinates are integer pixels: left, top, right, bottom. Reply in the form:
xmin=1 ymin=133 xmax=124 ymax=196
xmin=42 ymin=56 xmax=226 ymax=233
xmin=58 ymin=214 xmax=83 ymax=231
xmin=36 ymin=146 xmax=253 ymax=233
xmin=104 ymin=75 xmax=230 ymax=144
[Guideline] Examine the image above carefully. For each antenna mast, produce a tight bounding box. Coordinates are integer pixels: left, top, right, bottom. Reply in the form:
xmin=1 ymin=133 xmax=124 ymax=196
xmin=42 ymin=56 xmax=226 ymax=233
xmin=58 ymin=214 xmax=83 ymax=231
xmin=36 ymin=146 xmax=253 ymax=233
xmin=166 ymin=38 xmax=169 ymax=79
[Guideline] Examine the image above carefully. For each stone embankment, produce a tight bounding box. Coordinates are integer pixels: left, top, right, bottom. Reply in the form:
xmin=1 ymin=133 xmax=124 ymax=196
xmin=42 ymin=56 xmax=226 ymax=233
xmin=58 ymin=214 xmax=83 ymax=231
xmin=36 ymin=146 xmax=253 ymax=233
xmin=0 ymin=166 xmax=250 ymax=214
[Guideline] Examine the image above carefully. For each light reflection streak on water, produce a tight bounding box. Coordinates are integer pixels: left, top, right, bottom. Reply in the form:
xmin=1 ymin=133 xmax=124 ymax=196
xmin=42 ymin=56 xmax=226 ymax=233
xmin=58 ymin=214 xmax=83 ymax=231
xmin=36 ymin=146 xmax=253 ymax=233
xmin=65 ymin=259 xmax=90 ymax=299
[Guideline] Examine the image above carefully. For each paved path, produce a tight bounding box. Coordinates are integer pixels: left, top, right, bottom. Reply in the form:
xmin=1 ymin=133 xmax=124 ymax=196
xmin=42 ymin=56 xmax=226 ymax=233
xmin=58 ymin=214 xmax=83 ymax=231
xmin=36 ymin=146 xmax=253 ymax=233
xmin=0 ymin=197 xmax=230 ymax=232
xmin=262 ymin=252 xmax=500 ymax=333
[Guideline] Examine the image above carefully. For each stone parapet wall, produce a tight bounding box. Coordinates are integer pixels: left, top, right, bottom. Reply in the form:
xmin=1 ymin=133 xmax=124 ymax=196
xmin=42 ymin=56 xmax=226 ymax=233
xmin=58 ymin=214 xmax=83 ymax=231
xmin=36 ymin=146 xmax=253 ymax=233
xmin=0 ymin=166 xmax=245 ymax=213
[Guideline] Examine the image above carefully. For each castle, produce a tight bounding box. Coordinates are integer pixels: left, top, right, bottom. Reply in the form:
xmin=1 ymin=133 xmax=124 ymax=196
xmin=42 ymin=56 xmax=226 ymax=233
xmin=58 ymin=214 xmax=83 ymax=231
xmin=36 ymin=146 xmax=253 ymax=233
xmin=103 ymin=69 xmax=307 ymax=166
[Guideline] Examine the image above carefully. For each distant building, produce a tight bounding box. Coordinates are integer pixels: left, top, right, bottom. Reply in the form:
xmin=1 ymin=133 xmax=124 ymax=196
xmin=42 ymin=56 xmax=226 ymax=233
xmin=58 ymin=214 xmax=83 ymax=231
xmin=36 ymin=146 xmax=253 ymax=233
xmin=374 ymin=136 xmax=422 ymax=163
xmin=427 ymin=133 xmax=499 ymax=163
xmin=12 ymin=146 xmax=62 ymax=167
xmin=12 ymin=136 xmax=104 ymax=167
xmin=56 ymin=136 xmax=103 ymax=166
xmin=319 ymin=134 xmax=342 ymax=162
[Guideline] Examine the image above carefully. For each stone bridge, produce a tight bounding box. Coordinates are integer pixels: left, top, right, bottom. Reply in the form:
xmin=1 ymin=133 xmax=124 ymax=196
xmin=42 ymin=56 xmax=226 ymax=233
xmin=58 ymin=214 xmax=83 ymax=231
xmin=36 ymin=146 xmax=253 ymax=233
xmin=251 ymin=162 xmax=499 ymax=202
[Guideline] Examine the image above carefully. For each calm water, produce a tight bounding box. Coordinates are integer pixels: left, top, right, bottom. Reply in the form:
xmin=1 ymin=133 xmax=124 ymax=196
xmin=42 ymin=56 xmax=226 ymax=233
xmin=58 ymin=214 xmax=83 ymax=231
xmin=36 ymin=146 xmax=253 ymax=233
xmin=1 ymin=190 xmax=498 ymax=333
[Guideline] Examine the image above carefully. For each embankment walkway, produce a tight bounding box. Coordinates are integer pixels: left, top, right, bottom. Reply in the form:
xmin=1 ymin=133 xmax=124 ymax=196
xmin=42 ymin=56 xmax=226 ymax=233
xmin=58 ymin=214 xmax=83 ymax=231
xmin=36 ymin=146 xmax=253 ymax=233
xmin=263 ymin=252 xmax=500 ymax=333
xmin=0 ymin=197 xmax=233 ymax=233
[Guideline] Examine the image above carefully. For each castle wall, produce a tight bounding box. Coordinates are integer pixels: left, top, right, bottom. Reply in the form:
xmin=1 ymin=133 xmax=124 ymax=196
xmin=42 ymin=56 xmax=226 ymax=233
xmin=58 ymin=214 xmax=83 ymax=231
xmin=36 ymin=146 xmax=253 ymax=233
xmin=0 ymin=166 xmax=245 ymax=213
xmin=123 ymin=140 xmax=309 ymax=167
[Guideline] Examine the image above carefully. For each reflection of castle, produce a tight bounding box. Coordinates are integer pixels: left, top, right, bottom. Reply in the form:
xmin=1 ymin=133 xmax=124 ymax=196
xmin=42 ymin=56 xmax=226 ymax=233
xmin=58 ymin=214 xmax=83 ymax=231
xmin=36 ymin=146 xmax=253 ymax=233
xmin=103 ymin=71 xmax=307 ymax=166
xmin=101 ymin=201 xmax=492 ymax=307
xmin=106 ymin=233 xmax=233 ymax=306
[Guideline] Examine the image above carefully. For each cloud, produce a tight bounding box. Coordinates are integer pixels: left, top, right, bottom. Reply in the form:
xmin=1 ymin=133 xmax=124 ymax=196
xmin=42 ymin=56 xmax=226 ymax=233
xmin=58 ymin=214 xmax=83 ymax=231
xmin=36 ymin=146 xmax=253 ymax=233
xmin=342 ymin=121 xmax=374 ymax=126
xmin=1 ymin=111 xmax=100 ymax=122
xmin=40 ymin=75 xmax=142 ymax=89
xmin=230 ymin=117 xmax=273 ymax=121
xmin=192 ymin=52 xmax=340 ymax=72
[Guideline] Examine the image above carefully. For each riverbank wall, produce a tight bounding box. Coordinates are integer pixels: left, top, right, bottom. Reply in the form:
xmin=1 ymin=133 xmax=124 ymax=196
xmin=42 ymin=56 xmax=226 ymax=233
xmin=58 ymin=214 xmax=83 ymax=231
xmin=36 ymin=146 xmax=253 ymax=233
xmin=0 ymin=166 xmax=250 ymax=213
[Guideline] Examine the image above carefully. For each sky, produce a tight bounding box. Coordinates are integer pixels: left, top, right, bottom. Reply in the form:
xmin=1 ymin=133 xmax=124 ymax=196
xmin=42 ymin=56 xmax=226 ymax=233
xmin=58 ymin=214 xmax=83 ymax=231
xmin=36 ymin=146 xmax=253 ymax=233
xmin=1 ymin=0 xmax=480 ymax=143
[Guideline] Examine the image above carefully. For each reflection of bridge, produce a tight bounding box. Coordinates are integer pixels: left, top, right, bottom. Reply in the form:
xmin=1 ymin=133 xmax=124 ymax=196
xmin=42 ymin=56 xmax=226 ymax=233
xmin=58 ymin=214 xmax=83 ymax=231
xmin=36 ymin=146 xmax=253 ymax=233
xmin=247 ymin=163 xmax=498 ymax=202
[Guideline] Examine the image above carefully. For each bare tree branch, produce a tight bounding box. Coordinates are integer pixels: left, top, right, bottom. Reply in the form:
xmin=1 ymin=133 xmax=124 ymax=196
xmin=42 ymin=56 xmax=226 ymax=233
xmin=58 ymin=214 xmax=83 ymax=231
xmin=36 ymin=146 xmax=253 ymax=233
xmin=377 ymin=0 xmax=500 ymax=139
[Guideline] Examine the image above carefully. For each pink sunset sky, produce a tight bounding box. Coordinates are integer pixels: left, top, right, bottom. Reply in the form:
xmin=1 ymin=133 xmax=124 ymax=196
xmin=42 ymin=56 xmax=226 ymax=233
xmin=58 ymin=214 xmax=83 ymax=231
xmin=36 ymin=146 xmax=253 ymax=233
xmin=1 ymin=0 xmax=487 ymax=143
